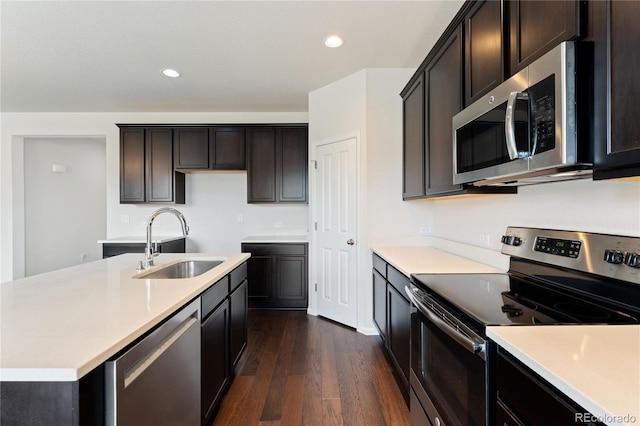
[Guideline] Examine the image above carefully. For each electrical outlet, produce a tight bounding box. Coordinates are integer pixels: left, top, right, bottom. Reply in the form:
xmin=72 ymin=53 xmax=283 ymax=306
xmin=479 ymin=233 xmax=491 ymax=246
xmin=120 ymin=214 xmax=129 ymax=223
xmin=237 ymin=214 xmax=244 ymax=223
xmin=419 ymin=226 xmax=432 ymax=235
xmin=275 ymin=222 xmax=284 ymax=228
xmin=79 ymin=254 xmax=87 ymax=262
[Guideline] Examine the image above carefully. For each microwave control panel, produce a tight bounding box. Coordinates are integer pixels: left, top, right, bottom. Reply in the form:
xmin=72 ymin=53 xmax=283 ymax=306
xmin=529 ymin=75 xmax=556 ymax=153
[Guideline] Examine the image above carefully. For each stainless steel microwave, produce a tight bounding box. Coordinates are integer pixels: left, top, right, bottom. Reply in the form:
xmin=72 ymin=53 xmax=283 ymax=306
xmin=453 ymin=41 xmax=592 ymax=186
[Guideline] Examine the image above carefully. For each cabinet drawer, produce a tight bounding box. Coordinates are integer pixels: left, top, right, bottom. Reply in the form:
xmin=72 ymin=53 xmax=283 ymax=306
xmin=230 ymin=262 xmax=247 ymax=292
xmin=372 ymin=253 xmax=387 ymax=277
xmin=201 ymin=276 xmax=229 ymax=319
xmin=242 ymin=243 xmax=306 ymax=256
xmin=387 ymin=265 xmax=410 ymax=298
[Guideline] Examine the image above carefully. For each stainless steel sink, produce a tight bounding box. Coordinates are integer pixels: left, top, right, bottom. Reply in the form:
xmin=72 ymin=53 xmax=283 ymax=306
xmin=137 ymin=260 xmax=223 ymax=279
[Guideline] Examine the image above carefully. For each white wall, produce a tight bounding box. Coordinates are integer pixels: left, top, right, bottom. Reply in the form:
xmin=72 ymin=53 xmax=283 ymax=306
xmin=309 ymin=68 xmax=430 ymax=334
xmin=24 ymin=137 xmax=106 ymax=276
xmin=427 ymin=178 xmax=640 ymax=248
xmin=0 ymin=112 xmax=308 ymax=282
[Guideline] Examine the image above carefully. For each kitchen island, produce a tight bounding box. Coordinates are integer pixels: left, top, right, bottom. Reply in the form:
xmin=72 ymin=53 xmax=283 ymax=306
xmin=0 ymin=252 xmax=249 ymax=425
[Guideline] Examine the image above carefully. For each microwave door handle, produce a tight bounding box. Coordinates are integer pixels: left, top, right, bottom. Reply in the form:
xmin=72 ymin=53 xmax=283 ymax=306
xmin=405 ymin=286 xmax=486 ymax=359
xmin=505 ymin=91 xmax=524 ymax=160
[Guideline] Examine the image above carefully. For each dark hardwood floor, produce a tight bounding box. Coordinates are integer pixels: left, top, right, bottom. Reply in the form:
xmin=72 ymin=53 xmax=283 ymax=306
xmin=213 ymin=310 xmax=410 ymax=426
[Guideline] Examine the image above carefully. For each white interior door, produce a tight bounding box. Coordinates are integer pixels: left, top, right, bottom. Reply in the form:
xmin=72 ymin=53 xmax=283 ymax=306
xmin=314 ymin=138 xmax=358 ymax=328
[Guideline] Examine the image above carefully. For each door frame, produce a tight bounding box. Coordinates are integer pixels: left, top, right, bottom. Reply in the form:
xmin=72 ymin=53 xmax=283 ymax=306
xmin=308 ymin=132 xmax=363 ymax=330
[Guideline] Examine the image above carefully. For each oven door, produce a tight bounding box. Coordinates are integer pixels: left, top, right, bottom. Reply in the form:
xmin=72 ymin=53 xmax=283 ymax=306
xmin=406 ymin=285 xmax=492 ymax=426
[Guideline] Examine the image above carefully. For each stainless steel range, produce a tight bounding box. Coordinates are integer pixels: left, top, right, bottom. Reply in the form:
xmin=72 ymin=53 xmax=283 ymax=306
xmin=406 ymin=227 xmax=640 ymax=425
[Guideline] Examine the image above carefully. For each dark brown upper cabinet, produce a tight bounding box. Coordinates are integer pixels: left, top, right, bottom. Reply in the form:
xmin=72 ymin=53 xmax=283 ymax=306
xmin=425 ymin=25 xmax=464 ymax=197
xmin=119 ymin=126 xmax=185 ymax=204
xmin=278 ymin=127 xmax=308 ymax=203
xmin=464 ymin=0 xmax=504 ymax=106
xmin=210 ymin=127 xmax=246 ymax=170
xmin=591 ymin=0 xmax=640 ymax=180
xmin=174 ymin=126 xmax=246 ymax=171
xmin=507 ymin=0 xmax=583 ymax=75
xmin=247 ymin=126 xmax=308 ymax=203
xmin=174 ymin=128 xmax=209 ymax=169
xmin=401 ymin=74 xmax=425 ymax=200
xmin=120 ymin=127 xmax=146 ymax=203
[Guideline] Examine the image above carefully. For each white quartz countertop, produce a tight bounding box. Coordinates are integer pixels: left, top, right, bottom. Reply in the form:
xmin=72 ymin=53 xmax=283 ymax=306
xmin=0 ymin=252 xmax=249 ymax=382
xmin=371 ymin=245 xmax=504 ymax=276
xmin=242 ymin=235 xmax=308 ymax=243
xmin=97 ymin=235 xmax=185 ymax=244
xmin=487 ymin=325 xmax=640 ymax=425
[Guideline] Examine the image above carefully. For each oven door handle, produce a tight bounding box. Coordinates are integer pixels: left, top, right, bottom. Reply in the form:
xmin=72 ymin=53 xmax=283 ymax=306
xmin=405 ymin=286 xmax=487 ymax=360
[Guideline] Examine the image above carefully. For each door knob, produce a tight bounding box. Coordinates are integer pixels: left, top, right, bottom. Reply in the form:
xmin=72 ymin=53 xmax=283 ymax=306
xmin=347 ymin=239 xmax=355 ymax=245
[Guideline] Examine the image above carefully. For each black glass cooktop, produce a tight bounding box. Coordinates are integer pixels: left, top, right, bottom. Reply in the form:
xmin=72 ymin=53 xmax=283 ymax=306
xmin=411 ymin=269 xmax=640 ymax=329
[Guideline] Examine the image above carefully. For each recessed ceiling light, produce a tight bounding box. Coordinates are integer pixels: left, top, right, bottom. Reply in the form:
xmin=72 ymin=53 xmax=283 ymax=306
xmin=162 ymin=68 xmax=181 ymax=78
xmin=324 ymin=35 xmax=343 ymax=48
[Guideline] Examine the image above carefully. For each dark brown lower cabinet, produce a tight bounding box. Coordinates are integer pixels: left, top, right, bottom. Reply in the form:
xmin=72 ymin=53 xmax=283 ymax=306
xmin=372 ymin=253 xmax=410 ymax=403
xmin=201 ymin=299 xmax=229 ymax=426
xmin=373 ymin=269 xmax=387 ymax=340
xmin=242 ymin=243 xmax=308 ymax=310
xmin=101 ymin=238 xmax=186 ymax=259
xmin=229 ymin=279 xmax=248 ymax=368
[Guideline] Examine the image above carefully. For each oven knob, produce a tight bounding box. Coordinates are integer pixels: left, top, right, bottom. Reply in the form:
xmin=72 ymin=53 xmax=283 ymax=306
xmin=624 ymin=252 xmax=640 ymax=268
xmin=604 ymin=249 xmax=624 ymax=264
xmin=501 ymin=235 xmax=523 ymax=246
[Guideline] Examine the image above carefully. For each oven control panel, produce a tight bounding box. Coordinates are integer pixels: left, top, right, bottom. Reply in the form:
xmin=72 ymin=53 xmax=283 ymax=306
xmin=501 ymin=227 xmax=640 ymax=284
xmin=534 ymin=236 xmax=581 ymax=258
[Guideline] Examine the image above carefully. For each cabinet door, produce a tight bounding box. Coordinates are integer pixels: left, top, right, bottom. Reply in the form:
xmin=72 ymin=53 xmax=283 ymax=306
xmin=201 ymin=299 xmax=229 ymax=425
xmin=246 ymin=255 xmax=274 ymax=304
xmin=402 ymin=74 xmax=426 ymax=200
xmin=593 ymin=0 xmax=640 ymax=179
xmin=229 ymin=279 xmax=248 ymax=369
xmin=373 ymin=269 xmax=387 ymax=340
xmin=387 ymin=285 xmax=410 ymax=391
xmin=508 ymin=0 xmax=582 ymax=74
xmin=277 ymin=127 xmax=308 ymax=203
xmin=426 ymin=25 xmax=463 ymax=196
xmin=465 ymin=0 xmax=503 ymax=106
xmin=120 ymin=127 xmax=145 ymax=203
xmin=247 ymin=128 xmax=277 ymax=203
xmin=145 ymin=128 xmax=175 ymax=202
xmin=275 ymin=255 xmax=307 ymax=307
xmin=174 ymin=128 xmax=209 ymax=169
xmin=210 ymin=127 xmax=246 ymax=170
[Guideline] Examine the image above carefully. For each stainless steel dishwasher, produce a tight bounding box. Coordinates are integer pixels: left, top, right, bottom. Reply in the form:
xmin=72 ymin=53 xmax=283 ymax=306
xmin=105 ymin=299 xmax=201 ymax=425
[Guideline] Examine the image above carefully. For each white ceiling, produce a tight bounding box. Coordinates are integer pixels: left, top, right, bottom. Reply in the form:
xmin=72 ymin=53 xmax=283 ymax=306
xmin=1 ymin=0 xmax=464 ymax=113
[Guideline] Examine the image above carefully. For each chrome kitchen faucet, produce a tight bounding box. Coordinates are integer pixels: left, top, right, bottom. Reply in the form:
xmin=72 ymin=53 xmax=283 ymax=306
xmin=137 ymin=207 xmax=189 ymax=271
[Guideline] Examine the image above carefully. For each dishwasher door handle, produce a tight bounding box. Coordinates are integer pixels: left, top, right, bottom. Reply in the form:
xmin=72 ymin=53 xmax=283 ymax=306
xmin=124 ymin=315 xmax=198 ymax=388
